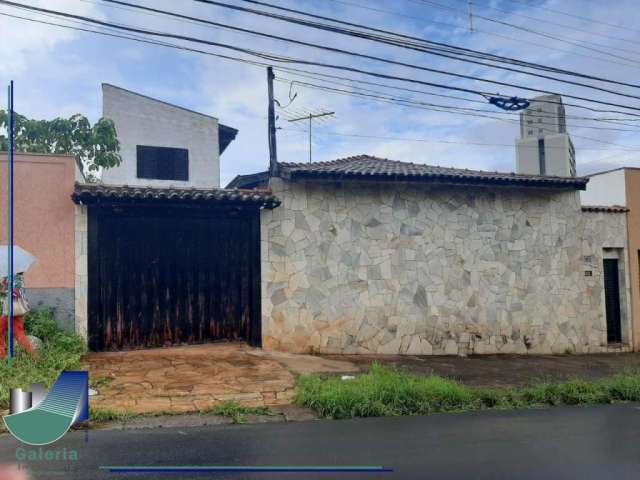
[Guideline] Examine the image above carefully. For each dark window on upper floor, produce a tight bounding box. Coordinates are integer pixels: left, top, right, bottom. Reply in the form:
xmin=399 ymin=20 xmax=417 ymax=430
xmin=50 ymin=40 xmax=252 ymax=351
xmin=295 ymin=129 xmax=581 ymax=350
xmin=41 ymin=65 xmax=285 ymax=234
xmin=137 ymin=145 xmax=189 ymax=181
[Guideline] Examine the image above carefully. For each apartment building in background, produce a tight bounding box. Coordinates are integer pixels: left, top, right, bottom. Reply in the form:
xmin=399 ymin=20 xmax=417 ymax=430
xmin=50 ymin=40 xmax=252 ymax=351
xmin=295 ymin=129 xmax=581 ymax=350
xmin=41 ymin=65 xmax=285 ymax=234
xmin=516 ymin=94 xmax=576 ymax=177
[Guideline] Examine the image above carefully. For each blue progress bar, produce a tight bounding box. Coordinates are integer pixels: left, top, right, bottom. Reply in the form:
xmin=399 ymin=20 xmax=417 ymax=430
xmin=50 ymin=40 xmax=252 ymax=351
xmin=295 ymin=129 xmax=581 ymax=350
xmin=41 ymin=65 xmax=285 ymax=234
xmin=100 ymin=466 xmax=393 ymax=473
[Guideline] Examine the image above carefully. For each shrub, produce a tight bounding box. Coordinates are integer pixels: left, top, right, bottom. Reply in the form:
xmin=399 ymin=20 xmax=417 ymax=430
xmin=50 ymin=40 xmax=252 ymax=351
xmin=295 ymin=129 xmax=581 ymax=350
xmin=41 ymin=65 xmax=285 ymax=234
xmin=0 ymin=309 xmax=86 ymax=410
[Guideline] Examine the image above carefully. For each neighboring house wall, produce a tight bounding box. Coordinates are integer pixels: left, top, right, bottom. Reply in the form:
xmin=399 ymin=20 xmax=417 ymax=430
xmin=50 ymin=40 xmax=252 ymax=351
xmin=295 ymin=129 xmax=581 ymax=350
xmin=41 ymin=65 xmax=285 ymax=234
xmin=580 ymin=169 xmax=627 ymax=207
xmin=261 ymin=178 xmax=629 ymax=355
xmin=101 ymin=83 xmax=221 ymax=188
xmin=0 ymin=153 xmax=77 ymax=329
xmin=624 ymin=169 xmax=640 ymax=350
xmin=580 ymin=167 xmax=640 ymax=350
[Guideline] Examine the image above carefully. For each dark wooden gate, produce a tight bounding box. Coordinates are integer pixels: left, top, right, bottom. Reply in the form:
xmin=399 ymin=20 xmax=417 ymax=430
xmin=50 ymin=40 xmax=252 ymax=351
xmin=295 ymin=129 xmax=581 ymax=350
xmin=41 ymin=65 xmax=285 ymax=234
xmin=87 ymin=205 xmax=261 ymax=351
xmin=603 ymin=258 xmax=622 ymax=344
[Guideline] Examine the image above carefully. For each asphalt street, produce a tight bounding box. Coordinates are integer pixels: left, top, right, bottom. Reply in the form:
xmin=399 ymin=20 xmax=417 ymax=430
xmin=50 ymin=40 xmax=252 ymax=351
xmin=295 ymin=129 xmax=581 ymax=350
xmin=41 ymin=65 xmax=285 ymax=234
xmin=1 ymin=403 xmax=639 ymax=479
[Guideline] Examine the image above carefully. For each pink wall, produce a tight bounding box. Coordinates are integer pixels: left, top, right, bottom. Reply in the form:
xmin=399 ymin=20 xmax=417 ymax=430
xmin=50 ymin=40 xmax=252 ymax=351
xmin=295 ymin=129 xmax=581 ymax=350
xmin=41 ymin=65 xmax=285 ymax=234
xmin=0 ymin=153 xmax=76 ymax=289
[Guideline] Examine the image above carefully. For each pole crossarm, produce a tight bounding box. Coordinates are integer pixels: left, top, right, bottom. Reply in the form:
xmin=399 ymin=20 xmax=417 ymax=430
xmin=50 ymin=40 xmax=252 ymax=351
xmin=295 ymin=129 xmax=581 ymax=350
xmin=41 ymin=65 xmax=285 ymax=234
xmin=287 ymin=111 xmax=335 ymax=122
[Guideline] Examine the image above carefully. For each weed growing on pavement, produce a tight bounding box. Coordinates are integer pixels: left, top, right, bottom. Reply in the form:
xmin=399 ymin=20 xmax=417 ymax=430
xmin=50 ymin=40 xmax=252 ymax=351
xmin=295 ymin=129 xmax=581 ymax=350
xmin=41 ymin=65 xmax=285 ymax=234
xmin=205 ymin=401 xmax=274 ymax=424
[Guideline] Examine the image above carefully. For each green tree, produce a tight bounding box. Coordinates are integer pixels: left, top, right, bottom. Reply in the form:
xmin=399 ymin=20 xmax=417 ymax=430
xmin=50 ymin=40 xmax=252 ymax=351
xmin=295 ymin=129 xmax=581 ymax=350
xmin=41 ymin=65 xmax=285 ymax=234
xmin=0 ymin=110 xmax=121 ymax=180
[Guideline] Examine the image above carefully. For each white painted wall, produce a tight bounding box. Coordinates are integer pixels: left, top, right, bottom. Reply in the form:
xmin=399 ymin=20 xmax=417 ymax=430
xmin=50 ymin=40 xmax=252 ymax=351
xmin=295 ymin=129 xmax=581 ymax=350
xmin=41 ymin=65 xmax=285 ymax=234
xmin=516 ymin=133 xmax=575 ymax=177
xmin=515 ymin=136 xmax=538 ymax=176
xmin=580 ymin=169 xmax=627 ymax=207
xmin=101 ymin=84 xmax=220 ymax=188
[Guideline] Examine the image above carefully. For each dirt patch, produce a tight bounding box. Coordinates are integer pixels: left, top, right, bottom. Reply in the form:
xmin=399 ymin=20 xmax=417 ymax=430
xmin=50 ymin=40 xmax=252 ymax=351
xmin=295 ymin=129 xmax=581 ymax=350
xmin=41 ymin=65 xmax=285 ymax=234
xmin=320 ymin=353 xmax=640 ymax=388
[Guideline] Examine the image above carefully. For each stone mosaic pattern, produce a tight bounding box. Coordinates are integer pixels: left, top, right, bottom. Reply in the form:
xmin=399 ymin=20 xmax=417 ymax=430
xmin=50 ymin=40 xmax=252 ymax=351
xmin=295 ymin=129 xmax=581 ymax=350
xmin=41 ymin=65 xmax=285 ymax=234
xmin=261 ymin=178 xmax=630 ymax=355
xmin=83 ymin=343 xmax=296 ymax=414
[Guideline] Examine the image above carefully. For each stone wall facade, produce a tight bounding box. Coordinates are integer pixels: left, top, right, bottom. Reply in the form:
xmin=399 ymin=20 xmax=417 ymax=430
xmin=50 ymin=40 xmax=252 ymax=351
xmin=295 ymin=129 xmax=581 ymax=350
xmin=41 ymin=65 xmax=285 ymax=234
xmin=261 ymin=178 xmax=631 ymax=355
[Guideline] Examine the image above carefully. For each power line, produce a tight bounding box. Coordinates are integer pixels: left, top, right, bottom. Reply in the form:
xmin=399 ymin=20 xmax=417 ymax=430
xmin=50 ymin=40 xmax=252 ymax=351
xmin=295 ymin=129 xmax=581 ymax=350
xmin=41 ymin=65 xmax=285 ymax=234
xmin=186 ymin=0 xmax=640 ymax=94
xmin=92 ymin=0 xmax=640 ymax=112
xmin=0 ymin=9 xmax=269 ymax=67
xmin=5 ymin=1 xmax=640 ymax=121
xmin=236 ymin=0 xmax=640 ymax=76
xmin=275 ymin=77 xmax=640 ymax=149
xmin=275 ymin=67 xmax=640 ymax=127
xmin=275 ymin=75 xmax=640 ymax=133
xmin=277 ymin=127 xmax=638 ymax=152
xmin=413 ymin=0 xmax=640 ymax=67
xmin=323 ymin=0 xmax=640 ymax=70
xmin=102 ymin=0 xmax=640 ymax=114
xmin=2 ymin=9 xmax=634 ymax=156
xmin=503 ymin=0 xmax=640 ymax=37
xmin=485 ymin=0 xmax=640 ymax=49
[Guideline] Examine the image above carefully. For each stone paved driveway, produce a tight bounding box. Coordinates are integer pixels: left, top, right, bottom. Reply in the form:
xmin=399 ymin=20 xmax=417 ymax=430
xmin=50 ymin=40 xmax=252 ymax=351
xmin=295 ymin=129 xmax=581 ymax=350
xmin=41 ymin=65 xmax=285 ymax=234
xmin=83 ymin=343 xmax=297 ymax=414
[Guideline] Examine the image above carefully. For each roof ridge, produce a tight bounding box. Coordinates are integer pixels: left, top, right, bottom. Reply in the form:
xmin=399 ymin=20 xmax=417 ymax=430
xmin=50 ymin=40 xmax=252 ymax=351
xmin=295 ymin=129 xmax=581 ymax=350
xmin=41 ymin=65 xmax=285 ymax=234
xmin=276 ymin=154 xmax=587 ymax=189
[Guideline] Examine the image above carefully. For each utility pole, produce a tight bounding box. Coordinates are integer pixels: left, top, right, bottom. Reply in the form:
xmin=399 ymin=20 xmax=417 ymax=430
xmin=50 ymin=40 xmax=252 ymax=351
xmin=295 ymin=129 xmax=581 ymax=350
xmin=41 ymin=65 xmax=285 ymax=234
xmin=266 ymin=67 xmax=279 ymax=177
xmin=468 ymin=0 xmax=474 ymax=32
xmin=7 ymin=80 xmax=14 ymax=362
xmin=288 ymin=111 xmax=335 ymax=163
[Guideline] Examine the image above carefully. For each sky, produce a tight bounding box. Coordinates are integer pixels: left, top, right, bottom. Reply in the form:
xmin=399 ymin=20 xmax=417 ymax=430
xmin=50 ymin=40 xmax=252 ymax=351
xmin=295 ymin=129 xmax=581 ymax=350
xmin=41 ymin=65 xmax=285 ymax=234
xmin=1 ymin=0 xmax=640 ymax=186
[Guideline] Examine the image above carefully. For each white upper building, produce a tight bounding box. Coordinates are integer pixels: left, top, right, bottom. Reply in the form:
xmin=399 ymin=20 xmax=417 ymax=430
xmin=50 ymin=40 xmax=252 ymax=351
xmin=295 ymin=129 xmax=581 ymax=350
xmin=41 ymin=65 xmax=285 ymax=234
xmin=101 ymin=84 xmax=237 ymax=188
xmin=579 ymin=167 xmax=630 ymax=207
xmin=516 ymin=94 xmax=576 ymax=177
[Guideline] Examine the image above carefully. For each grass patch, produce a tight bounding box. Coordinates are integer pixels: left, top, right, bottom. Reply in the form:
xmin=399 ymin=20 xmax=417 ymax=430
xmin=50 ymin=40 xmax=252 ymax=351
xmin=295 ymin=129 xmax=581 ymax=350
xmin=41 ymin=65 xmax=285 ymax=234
xmin=295 ymin=363 xmax=640 ymax=419
xmin=0 ymin=309 xmax=86 ymax=410
xmin=204 ymin=401 xmax=274 ymax=424
xmin=89 ymin=409 xmax=140 ymax=424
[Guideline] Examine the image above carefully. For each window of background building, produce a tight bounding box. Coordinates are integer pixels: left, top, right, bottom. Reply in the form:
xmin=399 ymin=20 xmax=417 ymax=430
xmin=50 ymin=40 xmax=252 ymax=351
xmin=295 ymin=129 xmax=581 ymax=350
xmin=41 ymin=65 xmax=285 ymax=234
xmin=538 ymin=138 xmax=546 ymax=175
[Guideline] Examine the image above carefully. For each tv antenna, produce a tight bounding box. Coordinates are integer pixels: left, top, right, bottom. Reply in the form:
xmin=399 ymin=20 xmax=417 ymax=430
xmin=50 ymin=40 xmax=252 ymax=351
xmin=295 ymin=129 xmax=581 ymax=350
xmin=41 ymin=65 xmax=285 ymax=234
xmin=287 ymin=109 xmax=335 ymax=163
